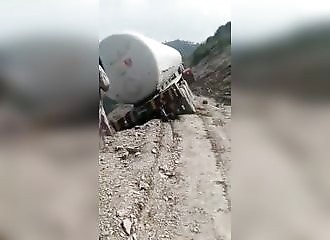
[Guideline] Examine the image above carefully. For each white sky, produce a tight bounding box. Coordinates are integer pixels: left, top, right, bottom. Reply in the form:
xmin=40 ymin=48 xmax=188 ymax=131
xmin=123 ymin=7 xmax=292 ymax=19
xmin=0 ymin=0 xmax=97 ymax=42
xmin=1 ymin=0 xmax=330 ymax=45
xmin=99 ymin=0 xmax=231 ymax=42
xmin=233 ymin=0 xmax=330 ymax=46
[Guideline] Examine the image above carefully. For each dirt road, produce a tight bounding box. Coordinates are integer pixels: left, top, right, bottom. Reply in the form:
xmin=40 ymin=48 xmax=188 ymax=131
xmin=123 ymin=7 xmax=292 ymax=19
xmin=99 ymin=98 xmax=231 ymax=240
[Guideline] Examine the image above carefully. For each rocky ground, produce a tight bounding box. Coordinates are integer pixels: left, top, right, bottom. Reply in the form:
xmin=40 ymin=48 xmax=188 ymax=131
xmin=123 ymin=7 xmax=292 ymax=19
xmin=190 ymin=47 xmax=231 ymax=105
xmin=99 ymin=97 xmax=231 ymax=240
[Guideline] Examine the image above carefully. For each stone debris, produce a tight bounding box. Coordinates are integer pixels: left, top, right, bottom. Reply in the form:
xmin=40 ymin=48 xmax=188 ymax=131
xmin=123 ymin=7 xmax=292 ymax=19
xmin=99 ymin=104 xmax=231 ymax=240
xmin=151 ymin=148 xmax=157 ymax=154
xmin=115 ymin=145 xmax=125 ymax=151
xmin=126 ymin=146 xmax=140 ymax=154
xmin=190 ymin=222 xmax=200 ymax=234
xmin=128 ymin=233 xmax=138 ymax=240
xmin=134 ymin=152 xmax=141 ymax=157
xmin=116 ymin=209 xmax=127 ymax=218
xmin=119 ymin=151 xmax=129 ymax=160
xmin=122 ymin=218 xmax=133 ymax=236
xmin=159 ymin=166 xmax=176 ymax=178
xmin=138 ymin=181 xmax=150 ymax=191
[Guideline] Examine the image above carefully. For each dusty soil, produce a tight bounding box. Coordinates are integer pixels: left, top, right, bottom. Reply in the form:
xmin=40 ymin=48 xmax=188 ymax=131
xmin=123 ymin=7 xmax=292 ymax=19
xmin=99 ymin=97 xmax=231 ymax=240
xmin=190 ymin=47 xmax=231 ymax=105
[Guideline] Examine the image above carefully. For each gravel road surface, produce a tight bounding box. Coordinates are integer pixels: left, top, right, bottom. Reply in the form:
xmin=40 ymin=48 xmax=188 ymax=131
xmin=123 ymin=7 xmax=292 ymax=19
xmin=99 ymin=97 xmax=231 ymax=240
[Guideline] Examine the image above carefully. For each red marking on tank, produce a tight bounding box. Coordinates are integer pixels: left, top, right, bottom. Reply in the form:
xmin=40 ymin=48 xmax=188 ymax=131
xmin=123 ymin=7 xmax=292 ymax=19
xmin=183 ymin=69 xmax=192 ymax=75
xmin=123 ymin=58 xmax=133 ymax=67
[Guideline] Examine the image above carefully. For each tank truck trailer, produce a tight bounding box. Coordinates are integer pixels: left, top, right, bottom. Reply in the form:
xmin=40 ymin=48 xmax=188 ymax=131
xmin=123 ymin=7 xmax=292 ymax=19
xmin=99 ymin=32 xmax=196 ymax=131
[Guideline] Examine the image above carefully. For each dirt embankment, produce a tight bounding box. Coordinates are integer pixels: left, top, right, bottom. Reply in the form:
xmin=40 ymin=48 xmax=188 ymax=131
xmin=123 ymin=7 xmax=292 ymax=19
xmin=190 ymin=47 xmax=231 ymax=105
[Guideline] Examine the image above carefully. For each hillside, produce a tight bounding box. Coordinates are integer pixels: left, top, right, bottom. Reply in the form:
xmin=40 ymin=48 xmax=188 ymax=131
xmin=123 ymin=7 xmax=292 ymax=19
xmin=235 ymin=22 xmax=330 ymax=99
xmin=189 ymin=22 xmax=231 ymax=105
xmin=164 ymin=40 xmax=199 ymax=61
xmin=190 ymin=22 xmax=231 ymax=66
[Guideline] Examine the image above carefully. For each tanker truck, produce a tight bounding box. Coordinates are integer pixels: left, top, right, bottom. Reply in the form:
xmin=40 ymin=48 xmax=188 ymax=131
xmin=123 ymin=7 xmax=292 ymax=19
xmin=99 ymin=32 xmax=196 ymax=131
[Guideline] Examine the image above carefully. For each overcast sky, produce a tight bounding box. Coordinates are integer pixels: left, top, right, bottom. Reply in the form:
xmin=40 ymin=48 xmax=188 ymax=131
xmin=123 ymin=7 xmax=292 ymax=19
xmin=233 ymin=0 xmax=330 ymax=46
xmin=1 ymin=0 xmax=330 ymax=46
xmin=99 ymin=0 xmax=231 ymax=43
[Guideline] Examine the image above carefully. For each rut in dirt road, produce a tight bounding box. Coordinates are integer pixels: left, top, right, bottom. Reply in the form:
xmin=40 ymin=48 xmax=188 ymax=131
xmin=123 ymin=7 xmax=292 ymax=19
xmin=99 ymin=101 xmax=231 ymax=240
xmin=171 ymin=114 xmax=231 ymax=240
xmin=200 ymin=114 xmax=231 ymax=212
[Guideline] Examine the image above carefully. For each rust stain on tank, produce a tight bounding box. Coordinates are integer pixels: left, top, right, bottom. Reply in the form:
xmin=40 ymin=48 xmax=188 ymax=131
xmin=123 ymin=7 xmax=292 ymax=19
xmin=123 ymin=58 xmax=133 ymax=67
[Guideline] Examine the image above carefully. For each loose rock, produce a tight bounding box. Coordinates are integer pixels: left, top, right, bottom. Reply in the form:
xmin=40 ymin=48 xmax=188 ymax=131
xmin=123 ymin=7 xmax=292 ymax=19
xmin=151 ymin=148 xmax=157 ymax=154
xmin=122 ymin=218 xmax=133 ymax=236
xmin=139 ymin=181 xmax=150 ymax=191
xmin=116 ymin=209 xmax=127 ymax=218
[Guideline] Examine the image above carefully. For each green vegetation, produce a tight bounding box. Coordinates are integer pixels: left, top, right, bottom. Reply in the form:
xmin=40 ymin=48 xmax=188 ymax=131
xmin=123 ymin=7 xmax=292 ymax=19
xmin=190 ymin=22 xmax=231 ymax=66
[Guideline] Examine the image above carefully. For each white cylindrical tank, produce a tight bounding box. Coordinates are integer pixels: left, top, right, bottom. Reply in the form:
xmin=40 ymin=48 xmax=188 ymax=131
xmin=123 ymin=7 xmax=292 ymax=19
xmin=99 ymin=32 xmax=182 ymax=104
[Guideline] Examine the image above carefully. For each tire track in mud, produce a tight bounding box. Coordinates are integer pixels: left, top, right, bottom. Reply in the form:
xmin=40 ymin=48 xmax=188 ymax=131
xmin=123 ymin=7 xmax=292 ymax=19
xmin=132 ymin=121 xmax=166 ymax=218
xmin=199 ymin=113 xmax=231 ymax=212
xmin=173 ymin=114 xmax=230 ymax=240
xmin=136 ymin=120 xmax=183 ymax=239
xmin=128 ymin=122 xmax=165 ymax=219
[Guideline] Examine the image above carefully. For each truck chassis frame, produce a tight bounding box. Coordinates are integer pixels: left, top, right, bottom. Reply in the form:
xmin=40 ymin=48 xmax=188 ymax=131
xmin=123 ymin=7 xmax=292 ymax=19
xmin=109 ymin=75 xmax=195 ymax=132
